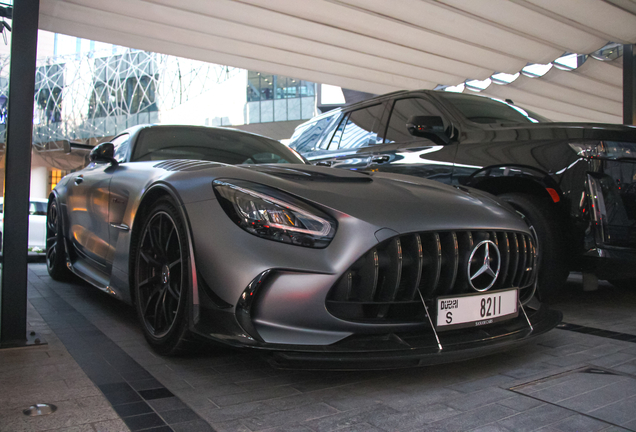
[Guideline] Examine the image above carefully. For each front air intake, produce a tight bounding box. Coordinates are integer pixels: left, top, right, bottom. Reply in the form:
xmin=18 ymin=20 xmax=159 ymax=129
xmin=326 ymin=230 xmax=536 ymax=323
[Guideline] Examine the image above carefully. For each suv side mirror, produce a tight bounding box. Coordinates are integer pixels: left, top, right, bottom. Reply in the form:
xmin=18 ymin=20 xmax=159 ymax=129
xmin=89 ymin=142 xmax=118 ymax=165
xmin=406 ymin=115 xmax=451 ymax=145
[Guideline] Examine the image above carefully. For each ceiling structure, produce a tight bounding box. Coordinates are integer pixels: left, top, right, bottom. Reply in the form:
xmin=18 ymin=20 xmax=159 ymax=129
xmin=38 ymin=0 xmax=636 ymax=123
xmin=465 ymin=55 xmax=624 ymax=123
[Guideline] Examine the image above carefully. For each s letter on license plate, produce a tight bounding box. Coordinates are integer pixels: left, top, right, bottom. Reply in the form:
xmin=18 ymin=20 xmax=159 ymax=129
xmin=436 ymin=289 xmax=518 ymax=331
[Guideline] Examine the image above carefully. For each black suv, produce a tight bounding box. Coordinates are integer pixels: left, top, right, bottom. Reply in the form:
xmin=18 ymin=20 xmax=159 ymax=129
xmin=289 ymin=90 xmax=636 ymax=300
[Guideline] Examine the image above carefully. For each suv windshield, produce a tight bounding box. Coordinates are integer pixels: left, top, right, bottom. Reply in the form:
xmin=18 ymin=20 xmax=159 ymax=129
xmin=437 ymin=92 xmax=551 ymax=124
xmin=289 ymin=111 xmax=341 ymax=152
xmin=131 ymin=127 xmax=306 ymax=165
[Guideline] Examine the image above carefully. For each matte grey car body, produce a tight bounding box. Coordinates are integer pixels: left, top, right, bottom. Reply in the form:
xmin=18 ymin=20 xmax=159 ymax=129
xmin=47 ymin=124 xmax=560 ymax=369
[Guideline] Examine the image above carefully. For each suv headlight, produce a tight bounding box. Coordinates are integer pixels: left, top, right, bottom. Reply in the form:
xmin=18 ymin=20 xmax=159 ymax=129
xmin=569 ymin=141 xmax=636 ymax=160
xmin=213 ymin=179 xmax=336 ymax=248
xmin=569 ymin=142 xmax=606 ymax=158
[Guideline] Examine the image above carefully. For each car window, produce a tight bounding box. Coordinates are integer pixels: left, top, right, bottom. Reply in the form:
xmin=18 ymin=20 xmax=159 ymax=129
xmin=131 ymin=127 xmax=305 ymax=165
xmin=289 ymin=112 xmax=339 ymax=152
xmin=331 ymin=104 xmax=384 ymax=150
xmin=244 ymin=152 xmax=294 ymax=164
xmin=384 ymin=98 xmax=446 ymax=143
xmin=436 ymin=92 xmax=550 ymax=124
xmin=29 ymin=201 xmax=47 ymax=216
xmin=112 ymin=133 xmax=131 ymax=163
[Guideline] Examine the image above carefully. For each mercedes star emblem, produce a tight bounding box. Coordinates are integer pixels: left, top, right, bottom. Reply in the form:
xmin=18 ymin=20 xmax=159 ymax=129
xmin=468 ymin=240 xmax=501 ymax=292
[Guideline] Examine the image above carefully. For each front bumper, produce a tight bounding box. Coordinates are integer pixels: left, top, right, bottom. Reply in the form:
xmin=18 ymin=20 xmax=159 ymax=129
xmin=264 ymin=303 xmax=560 ymax=370
xmin=187 ymin=198 xmax=559 ymax=369
xmin=579 ymin=246 xmax=636 ymax=280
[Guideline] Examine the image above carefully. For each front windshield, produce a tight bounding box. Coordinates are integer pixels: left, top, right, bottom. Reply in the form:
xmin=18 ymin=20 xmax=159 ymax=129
xmin=131 ymin=126 xmax=306 ymax=165
xmin=437 ymin=92 xmax=551 ymax=124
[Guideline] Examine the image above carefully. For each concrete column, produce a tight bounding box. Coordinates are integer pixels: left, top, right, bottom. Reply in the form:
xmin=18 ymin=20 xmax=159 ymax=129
xmin=1 ymin=0 xmax=40 ymax=346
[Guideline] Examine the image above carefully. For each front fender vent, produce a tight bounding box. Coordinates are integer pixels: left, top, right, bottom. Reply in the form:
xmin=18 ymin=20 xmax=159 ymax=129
xmin=326 ymin=230 xmax=536 ymax=323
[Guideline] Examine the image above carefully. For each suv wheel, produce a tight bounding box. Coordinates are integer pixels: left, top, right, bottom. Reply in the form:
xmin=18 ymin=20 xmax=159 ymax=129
xmin=499 ymin=193 xmax=569 ymax=302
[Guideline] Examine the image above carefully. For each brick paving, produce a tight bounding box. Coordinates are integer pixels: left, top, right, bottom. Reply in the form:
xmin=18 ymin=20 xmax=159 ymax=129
xmin=1 ymin=264 xmax=636 ymax=431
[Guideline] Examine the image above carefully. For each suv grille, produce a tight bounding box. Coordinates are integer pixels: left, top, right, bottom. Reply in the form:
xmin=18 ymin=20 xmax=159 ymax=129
xmin=326 ymin=230 xmax=536 ymax=323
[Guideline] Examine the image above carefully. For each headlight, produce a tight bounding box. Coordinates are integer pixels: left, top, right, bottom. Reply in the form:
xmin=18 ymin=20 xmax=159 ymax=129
xmin=213 ymin=179 xmax=336 ymax=248
xmin=569 ymin=142 xmax=606 ymax=158
xmin=569 ymin=141 xmax=636 ymax=160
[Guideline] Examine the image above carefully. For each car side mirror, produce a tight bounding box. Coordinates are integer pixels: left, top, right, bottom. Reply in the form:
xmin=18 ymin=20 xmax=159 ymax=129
xmin=406 ymin=115 xmax=451 ymax=145
xmin=89 ymin=142 xmax=118 ymax=165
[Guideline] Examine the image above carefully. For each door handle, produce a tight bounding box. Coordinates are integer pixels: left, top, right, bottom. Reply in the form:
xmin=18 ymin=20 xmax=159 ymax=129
xmin=74 ymin=176 xmax=84 ymax=185
xmin=315 ymin=161 xmax=334 ymax=167
xmin=371 ymin=155 xmax=390 ymax=164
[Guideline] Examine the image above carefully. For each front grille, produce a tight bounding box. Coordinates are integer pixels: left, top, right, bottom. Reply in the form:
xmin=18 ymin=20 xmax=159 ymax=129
xmin=326 ymin=230 xmax=536 ymax=323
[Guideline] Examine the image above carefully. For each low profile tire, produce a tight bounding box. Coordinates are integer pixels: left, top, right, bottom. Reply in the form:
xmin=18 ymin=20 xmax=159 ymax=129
xmin=133 ymin=197 xmax=195 ymax=355
xmin=498 ymin=192 xmax=569 ymax=302
xmin=46 ymin=198 xmax=72 ymax=281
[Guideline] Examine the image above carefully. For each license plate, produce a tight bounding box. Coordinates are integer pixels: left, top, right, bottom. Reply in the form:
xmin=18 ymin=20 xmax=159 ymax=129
xmin=436 ymin=289 xmax=518 ymax=331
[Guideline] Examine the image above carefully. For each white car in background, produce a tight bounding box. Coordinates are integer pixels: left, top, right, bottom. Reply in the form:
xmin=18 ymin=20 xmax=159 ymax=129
xmin=0 ymin=198 xmax=48 ymax=252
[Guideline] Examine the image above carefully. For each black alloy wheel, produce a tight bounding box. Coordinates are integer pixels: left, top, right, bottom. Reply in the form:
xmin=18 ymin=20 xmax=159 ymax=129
xmin=499 ymin=192 xmax=569 ymax=302
xmin=46 ymin=198 xmax=72 ymax=280
xmin=134 ymin=198 xmax=192 ymax=354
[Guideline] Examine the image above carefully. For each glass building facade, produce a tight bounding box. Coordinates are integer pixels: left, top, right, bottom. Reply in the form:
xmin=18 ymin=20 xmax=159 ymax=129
xmin=0 ymin=40 xmax=316 ymax=149
xmin=0 ymin=33 xmax=318 ymax=201
xmin=246 ymin=71 xmax=316 ymax=123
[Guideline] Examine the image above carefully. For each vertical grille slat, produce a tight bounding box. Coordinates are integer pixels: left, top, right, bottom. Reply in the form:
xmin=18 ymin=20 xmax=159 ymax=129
xmin=370 ymin=251 xmax=379 ymax=299
xmin=394 ymin=238 xmax=403 ymax=300
xmin=437 ymin=232 xmax=459 ymax=295
xmin=376 ymin=238 xmax=403 ymax=302
xmin=402 ymin=234 xmax=423 ymax=301
xmin=345 ymin=271 xmax=353 ymax=300
xmin=520 ymin=236 xmax=536 ymax=287
xmin=508 ymin=234 xmax=520 ymax=287
xmin=420 ymin=233 xmax=442 ymax=297
xmin=498 ymin=232 xmax=510 ymax=290
xmin=515 ymin=235 xmax=527 ymax=287
xmin=448 ymin=232 xmax=459 ymax=293
xmin=326 ymin=230 xmax=538 ymax=323
xmin=455 ymin=231 xmax=474 ymax=294
xmin=352 ymin=249 xmax=379 ymax=301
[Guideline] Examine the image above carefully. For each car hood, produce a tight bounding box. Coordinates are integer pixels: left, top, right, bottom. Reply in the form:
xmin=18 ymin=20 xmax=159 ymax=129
xmin=462 ymin=122 xmax=636 ymax=144
xmin=214 ymin=164 xmax=527 ymax=235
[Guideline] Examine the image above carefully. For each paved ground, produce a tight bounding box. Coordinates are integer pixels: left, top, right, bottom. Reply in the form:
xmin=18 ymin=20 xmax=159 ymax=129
xmin=1 ymin=264 xmax=636 ymax=432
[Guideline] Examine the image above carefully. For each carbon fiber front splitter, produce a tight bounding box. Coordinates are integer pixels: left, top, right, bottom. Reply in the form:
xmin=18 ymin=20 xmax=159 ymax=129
xmin=265 ymin=304 xmax=562 ymax=370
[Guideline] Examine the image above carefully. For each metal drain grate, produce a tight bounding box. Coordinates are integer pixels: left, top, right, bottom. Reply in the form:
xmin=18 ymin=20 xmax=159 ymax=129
xmin=23 ymin=404 xmax=57 ymax=416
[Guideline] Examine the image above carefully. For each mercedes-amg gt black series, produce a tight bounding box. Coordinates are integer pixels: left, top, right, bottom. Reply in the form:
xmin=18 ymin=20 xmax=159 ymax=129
xmin=289 ymin=90 xmax=636 ymax=301
xmin=47 ymin=125 xmax=560 ymax=369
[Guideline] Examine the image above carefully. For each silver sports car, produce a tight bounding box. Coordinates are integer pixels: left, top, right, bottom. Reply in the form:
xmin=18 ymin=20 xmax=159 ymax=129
xmin=47 ymin=125 xmax=560 ymax=369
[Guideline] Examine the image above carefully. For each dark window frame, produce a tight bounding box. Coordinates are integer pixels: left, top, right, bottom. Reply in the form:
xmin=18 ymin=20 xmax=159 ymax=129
xmin=327 ymin=103 xmax=385 ymax=151
xmin=382 ymin=96 xmax=448 ymax=144
xmin=112 ymin=133 xmax=131 ymax=163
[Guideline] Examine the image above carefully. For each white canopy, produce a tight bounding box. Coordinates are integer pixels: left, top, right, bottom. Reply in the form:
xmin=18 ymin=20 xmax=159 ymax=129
xmin=467 ymin=56 xmax=624 ymax=123
xmin=39 ymin=0 xmax=636 ymax=122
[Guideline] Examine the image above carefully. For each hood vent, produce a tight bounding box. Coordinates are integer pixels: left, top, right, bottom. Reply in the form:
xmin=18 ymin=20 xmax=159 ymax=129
xmin=154 ymin=160 xmax=223 ymax=172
